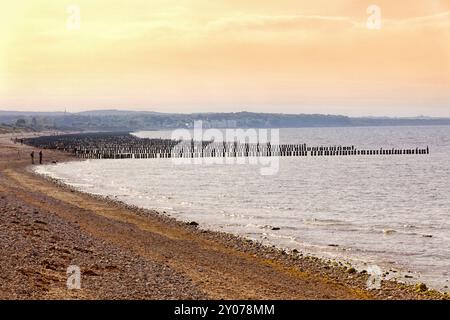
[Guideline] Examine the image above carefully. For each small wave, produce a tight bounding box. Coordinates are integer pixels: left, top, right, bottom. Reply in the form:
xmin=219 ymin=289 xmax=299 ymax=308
xmin=373 ymin=227 xmax=426 ymax=237
xmin=223 ymin=212 xmax=247 ymax=218
xmin=157 ymin=206 xmax=173 ymax=211
xmin=303 ymin=218 xmax=350 ymax=226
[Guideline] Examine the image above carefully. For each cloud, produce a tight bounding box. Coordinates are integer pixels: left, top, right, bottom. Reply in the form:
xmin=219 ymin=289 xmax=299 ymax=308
xmin=206 ymin=14 xmax=358 ymax=32
xmin=208 ymin=10 xmax=450 ymax=31
xmin=383 ymin=11 xmax=450 ymax=28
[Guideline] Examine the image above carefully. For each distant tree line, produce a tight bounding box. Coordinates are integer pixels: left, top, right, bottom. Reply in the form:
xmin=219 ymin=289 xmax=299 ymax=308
xmin=1 ymin=110 xmax=449 ymax=132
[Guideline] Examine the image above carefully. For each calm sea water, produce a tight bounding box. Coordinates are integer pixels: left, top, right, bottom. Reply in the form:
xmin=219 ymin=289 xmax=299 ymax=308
xmin=35 ymin=126 xmax=450 ymax=291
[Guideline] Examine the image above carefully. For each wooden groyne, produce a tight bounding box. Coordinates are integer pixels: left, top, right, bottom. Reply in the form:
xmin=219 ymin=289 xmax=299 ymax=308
xmin=23 ymin=132 xmax=430 ymax=160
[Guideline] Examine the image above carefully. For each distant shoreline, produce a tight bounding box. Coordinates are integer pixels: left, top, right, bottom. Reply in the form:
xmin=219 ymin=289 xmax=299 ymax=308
xmin=2 ymin=109 xmax=450 ymax=133
xmin=0 ymin=132 xmax=447 ymax=300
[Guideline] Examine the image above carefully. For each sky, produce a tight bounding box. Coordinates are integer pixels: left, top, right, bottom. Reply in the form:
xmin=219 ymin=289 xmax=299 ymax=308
xmin=0 ymin=0 xmax=449 ymax=116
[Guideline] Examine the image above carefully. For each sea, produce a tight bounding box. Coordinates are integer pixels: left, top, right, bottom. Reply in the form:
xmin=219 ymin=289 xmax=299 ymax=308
xmin=35 ymin=126 xmax=450 ymax=291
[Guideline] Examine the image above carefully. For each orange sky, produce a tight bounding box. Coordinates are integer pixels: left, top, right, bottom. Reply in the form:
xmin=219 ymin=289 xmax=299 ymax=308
xmin=0 ymin=0 xmax=449 ymax=116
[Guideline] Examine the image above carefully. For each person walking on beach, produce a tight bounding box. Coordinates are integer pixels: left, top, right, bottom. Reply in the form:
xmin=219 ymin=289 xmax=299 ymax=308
xmin=39 ymin=150 xmax=43 ymax=164
xmin=30 ymin=151 xmax=35 ymax=164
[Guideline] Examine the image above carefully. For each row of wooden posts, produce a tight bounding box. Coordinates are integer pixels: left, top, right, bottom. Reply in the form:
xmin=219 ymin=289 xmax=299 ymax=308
xmin=23 ymin=132 xmax=430 ymax=160
xmin=74 ymin=143 xmax=430 ymax=159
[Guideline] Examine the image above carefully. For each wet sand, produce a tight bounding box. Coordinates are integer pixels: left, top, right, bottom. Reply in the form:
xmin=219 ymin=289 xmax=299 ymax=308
xmin=0 ymin=133 xmax=447 ymax=300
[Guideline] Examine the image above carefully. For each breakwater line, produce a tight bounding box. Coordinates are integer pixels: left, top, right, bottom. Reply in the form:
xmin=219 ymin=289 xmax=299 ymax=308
xmin=23 ymin=132 xmax=430 ymax=160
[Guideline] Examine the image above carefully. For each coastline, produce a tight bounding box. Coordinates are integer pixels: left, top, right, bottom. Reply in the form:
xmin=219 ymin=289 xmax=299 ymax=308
xmin=0 ymin=133 xmax=447 ymax=300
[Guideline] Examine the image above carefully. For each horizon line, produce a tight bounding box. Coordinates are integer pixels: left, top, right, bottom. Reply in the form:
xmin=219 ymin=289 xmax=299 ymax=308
xmin=1 ymin=108 xmax=450 ymax=119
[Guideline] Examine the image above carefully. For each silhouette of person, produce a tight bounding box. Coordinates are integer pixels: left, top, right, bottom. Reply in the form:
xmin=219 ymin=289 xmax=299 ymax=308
xmin=30 ymin=151 xmax=35 ymax=164
xmin=39 ymin=150 xmax=43 ymax=164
